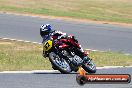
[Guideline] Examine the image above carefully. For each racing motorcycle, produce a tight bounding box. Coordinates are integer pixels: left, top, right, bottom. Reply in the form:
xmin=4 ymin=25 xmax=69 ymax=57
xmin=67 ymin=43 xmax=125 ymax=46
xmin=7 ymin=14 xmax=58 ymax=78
xmin=42 ymin=35 xmax=96 ymax=74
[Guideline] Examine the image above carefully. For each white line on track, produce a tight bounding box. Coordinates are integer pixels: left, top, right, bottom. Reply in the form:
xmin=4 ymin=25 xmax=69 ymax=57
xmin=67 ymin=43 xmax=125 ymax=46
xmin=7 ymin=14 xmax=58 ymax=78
xmin=0 ymin=37 xmax=107 ymax=52
xmin=97 ymin=66 xmax=132 ymax=69
xmin=0 ymin=37 xmax=42 ymax=45
xmin=0 ymin=37 xmax=132 ymax=73
xmin=0 ymin=70 xmax=58 ymax=74
xmin=0 ymin=66 xmax=131 ymax=74
xmin=1 ymin=37 xmax=132 ymax=55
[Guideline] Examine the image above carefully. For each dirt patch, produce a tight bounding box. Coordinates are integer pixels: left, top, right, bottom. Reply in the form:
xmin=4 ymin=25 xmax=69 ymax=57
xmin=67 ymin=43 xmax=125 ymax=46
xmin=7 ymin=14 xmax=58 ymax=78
xmin=1 ymin=11 xmax=132 ymax=27
xmin=0 ymin=39 xmax=13 ymax=45
xmin=0 ymin=42 xmax=12 ymax=45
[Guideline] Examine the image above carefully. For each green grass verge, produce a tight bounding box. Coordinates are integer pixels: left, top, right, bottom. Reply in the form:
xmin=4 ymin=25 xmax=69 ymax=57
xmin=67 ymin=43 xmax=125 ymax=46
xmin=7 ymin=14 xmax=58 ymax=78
xmin=89 ymin=51 xmax=132 ymax=67
xmin=0 ymin=39 xmax=132 ymax=71
xmin=0 ymin=39 xmax=52 ymax=71
xmin=0 ymin=0 xmax=132 ymax=23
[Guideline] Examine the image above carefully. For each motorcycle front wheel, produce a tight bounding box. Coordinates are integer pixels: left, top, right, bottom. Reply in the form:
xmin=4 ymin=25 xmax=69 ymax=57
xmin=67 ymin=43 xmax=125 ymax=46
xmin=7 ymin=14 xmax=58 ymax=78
xmin=49 ymin=52 xmax=71 ymax=74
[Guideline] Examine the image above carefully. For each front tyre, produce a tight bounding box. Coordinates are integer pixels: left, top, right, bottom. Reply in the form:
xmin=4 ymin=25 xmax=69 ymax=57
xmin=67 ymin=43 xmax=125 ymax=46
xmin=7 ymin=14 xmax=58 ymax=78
xmin=82 ymin=60 xmax=96 ymax=73
xmin=49 ymin=52 xmax=71 ymax=74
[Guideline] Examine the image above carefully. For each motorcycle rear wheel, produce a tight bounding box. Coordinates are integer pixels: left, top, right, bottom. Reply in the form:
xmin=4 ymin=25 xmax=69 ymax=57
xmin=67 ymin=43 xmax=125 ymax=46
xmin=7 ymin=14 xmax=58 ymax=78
xmin=82 ymin=60 xmax=96 ymax=73
xmin=49 ymin=52 xmax=71 ymax=74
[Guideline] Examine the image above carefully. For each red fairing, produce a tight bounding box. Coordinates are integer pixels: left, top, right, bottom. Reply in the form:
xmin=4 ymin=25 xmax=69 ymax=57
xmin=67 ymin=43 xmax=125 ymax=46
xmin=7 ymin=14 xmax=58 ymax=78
xmin=59 ymin=39 xmax=68 ymax=43
xmin=52 ymin=36 xmax=58 ymax=40
xmin=67 ymin=38 xmax=81 ymax=49
xmin=55 ymin=35 xmax=81 ymax=49
xmin=54 ymin=39 xmax=68 ymax=45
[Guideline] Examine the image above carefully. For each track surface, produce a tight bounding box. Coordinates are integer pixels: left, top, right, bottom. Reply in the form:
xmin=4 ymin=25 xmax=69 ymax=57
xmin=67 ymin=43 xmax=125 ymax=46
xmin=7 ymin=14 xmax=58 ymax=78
xmin=0 ymin=68 xmax=131 ymax=88
xmin=0 ymin=13 xmax=132 ymax=88
xmin=0 ymin=13 xmax=132 ymax=53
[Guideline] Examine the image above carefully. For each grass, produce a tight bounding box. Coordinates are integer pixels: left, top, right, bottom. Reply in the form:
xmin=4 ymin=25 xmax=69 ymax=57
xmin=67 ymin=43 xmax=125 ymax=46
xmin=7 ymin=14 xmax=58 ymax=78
xmin=0 ymin=39 xmax=132 ymax=71
xmin=89 ymin=51 xmax=132 ymax=67
xmin=0 ymin=39 xmax=52 ymax=71
xmin=0 ymin=0 xmax=132 ymax=23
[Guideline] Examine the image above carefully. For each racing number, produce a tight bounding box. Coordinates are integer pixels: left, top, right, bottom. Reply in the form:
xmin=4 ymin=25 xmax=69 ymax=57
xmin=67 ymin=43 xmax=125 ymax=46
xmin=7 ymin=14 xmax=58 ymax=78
xmin=43 ymin=40 xmax=52 ymax=51
xmin=44 ymin=42 xmax=50 ymax=50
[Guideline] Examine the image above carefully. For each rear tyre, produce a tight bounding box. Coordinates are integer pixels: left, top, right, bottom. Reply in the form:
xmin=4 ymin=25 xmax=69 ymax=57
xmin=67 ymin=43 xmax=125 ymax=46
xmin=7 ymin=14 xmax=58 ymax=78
xmin=82 ymin=60 xmax=96 ymax=73
xmin=49 ymin=52 xmax=71 ymax=74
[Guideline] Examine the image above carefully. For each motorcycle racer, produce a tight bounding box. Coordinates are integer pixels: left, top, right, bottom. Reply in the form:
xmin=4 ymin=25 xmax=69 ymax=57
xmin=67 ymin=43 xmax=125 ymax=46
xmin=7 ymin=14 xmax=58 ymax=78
xmin=40 ymin=24 xmax=88 ymax=60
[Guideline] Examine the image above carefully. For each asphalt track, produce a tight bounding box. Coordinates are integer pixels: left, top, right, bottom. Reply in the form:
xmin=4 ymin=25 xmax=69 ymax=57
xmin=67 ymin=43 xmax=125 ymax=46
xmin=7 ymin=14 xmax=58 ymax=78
xmin=0 ymin=67 xmax=132 ymax=88
xmin=0 ymin=13 xmax=132 ymax=88
xmin=0 ymin=13 xmax=132 ymax=54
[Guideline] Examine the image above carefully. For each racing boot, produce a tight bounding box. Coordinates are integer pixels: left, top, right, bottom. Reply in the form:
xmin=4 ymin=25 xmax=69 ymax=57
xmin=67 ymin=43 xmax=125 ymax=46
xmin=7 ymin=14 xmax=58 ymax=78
xmin=82 ymin=51 xmax=91 ymax=63
xmin=83 ymin=56 xmax=92 ymax=64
